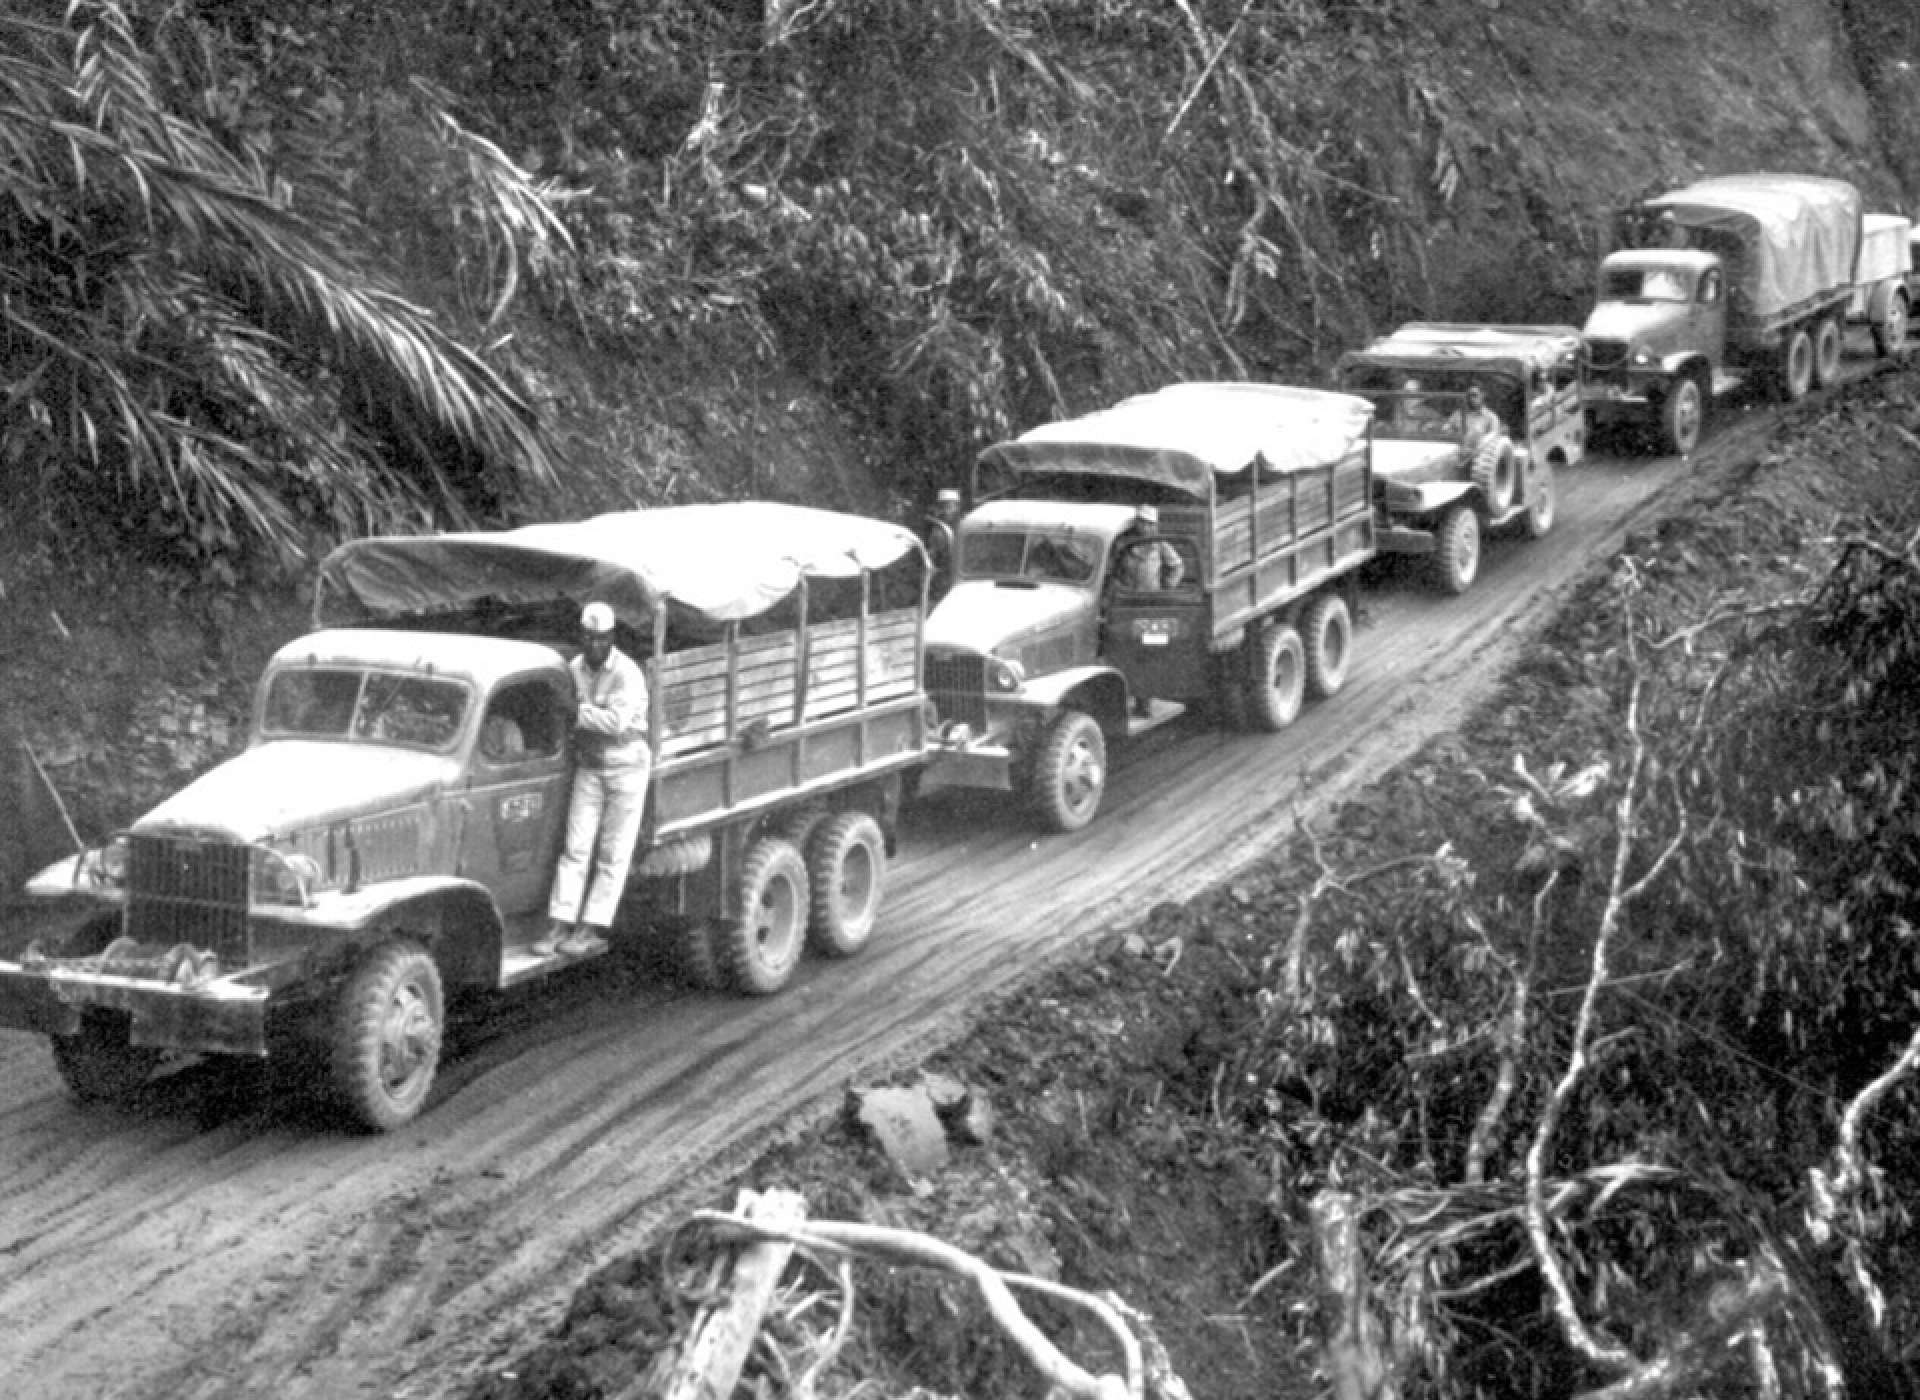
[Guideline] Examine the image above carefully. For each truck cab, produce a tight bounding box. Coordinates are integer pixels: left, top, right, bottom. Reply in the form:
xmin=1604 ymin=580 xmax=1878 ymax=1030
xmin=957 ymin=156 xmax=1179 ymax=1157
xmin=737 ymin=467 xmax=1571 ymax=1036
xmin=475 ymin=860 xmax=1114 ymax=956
xmin=1582 ymin=247 xmax=1731 ymax=453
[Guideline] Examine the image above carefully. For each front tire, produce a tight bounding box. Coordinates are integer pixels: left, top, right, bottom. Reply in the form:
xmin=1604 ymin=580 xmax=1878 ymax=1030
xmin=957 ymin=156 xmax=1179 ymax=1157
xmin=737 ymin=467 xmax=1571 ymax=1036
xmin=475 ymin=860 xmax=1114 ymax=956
xmin=1875 ymin=293 xmax=1909 ymax=358
xmin=1433 ymin=505 xmax=1482 ymax=595
xmin=1657 ymin=375 xmax=1704 ymax=456
xmin=1300 ymin=594 xmax=1353 ymax=701
xmin=1779 ymin=326 xmax=1814 ymax=402
xmin=1029 ymin=710 xmax=1106 ymax=832
xmin=718 ymin=837 xmax=809 ymax=996
xmin=331 ymin=940 xmax=443 ymax=1132
xmin=1811 ymin=314 xmax=1842 ymax=387
xmin=1245 ymin=622 xmax=1306 ymax=732
xmin=51 ymin=1012 xmax=162 ymax=1103
xmin=806 ymin=811 xmax=886 ymax=957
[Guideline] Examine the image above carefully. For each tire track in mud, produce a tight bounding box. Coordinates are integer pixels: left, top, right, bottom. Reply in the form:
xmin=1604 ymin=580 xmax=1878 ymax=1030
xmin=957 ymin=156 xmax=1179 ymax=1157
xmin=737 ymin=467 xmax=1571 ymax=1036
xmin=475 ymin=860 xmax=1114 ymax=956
xmin=0 ymin=430 xmax=1741 ymax=1400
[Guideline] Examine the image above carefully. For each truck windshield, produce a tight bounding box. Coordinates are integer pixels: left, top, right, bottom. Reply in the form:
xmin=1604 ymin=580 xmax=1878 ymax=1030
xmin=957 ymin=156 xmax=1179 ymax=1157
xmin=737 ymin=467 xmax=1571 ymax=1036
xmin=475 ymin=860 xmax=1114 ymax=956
xmin=959 ymin=528 xmax=1100 ymax=585
xmin=1602 ymin=266 xmax=1691 ymax=302
xmin=263 ymin=668 xmax=470 ymax=750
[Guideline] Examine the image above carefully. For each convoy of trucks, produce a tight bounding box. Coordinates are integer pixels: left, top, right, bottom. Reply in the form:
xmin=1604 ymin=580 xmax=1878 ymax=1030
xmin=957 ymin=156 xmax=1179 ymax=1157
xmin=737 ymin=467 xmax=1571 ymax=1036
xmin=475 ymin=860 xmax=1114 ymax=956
xmin=4 ymin=170 xmax=1913 ymax=1128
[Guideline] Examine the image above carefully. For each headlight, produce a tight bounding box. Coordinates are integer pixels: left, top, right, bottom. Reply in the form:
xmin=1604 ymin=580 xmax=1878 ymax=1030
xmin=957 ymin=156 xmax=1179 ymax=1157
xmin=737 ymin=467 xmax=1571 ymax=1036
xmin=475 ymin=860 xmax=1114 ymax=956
xmin=254 ymin=849 xmax=321 ymax=906
xmin=1631 ymin=347 xmax=1655 ymax=367
xmin=79 ymin=834 xmax=131 ymax=889
xmin=989 ymin=658 xmax=1025 ymax=692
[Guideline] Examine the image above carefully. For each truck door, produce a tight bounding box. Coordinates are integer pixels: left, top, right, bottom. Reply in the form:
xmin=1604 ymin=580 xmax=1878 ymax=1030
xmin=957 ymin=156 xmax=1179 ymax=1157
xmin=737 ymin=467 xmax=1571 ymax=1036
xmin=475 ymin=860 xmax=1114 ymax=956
xmin=463 ymin=674 xmax=573 ymax=914
xmin=1689 ymin=266 xmax=1728 ymax=368
xmin=1104 ymin=534 xmax=1210 ymax=700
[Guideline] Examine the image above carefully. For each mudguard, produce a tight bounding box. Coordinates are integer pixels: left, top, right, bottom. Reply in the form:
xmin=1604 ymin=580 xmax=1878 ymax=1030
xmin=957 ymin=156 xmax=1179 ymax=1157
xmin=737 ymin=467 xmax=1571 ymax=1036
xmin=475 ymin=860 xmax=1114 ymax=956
xmin=1381 ymin=478 xmax=1477 ymax=518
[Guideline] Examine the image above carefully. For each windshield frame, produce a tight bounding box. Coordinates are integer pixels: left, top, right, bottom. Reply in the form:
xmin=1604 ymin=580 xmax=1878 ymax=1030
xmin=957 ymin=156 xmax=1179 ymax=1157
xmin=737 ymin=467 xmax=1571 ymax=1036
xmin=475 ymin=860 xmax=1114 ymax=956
xmin=956 ymin=526 xmax=1105 ymax=586
xmin=258 ymin=665 xmax=474 ymax=753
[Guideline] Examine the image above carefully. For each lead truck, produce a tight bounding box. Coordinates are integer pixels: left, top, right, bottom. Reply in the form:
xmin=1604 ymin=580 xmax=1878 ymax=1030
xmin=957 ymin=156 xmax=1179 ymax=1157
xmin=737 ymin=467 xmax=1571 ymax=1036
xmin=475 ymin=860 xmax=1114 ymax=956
xmin=0 ymin=504 xmax=930 ymax=1130
xmin=920 ymin=382 xmax=1377 ymax=831
xmin=1581 ymin=173 xmax=1884 ymax=455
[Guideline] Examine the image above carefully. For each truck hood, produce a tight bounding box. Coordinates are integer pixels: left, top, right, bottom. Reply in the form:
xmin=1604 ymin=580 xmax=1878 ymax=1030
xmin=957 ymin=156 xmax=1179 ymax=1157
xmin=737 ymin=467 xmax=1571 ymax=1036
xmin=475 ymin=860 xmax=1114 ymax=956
xmin=135 ymin=741 xmax=460 ymax=842
xmin=1583 ymin=299 xmax=1687 ymax=353
xmin=1369 ymin=437 xmax=1465 ymax=487
xmin=925 ymin=579 xmax=1089 ymax=657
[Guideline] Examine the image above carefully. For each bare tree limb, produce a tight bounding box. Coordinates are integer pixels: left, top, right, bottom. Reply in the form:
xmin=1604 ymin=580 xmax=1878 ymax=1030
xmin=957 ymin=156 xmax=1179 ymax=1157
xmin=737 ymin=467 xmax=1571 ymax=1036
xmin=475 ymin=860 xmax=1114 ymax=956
xmin=1465 ymin=869 xmax=1556 ymax=1183
xmin=1523 ymin=620 xmax=1688 ymax=1372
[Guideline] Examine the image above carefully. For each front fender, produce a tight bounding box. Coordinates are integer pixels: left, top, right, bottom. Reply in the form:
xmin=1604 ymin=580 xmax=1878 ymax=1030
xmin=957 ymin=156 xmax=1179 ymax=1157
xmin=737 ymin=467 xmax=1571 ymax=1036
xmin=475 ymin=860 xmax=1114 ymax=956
xmin=1656 ymin=352 xmax=1710 ymax=383
xmin=1013 ymin=666 xmax=1130 ymax=738
xmin=1381 ymin=479 xmax=1476 ymax=519
xmin=287 ymin=876 xmax=506 ymax=988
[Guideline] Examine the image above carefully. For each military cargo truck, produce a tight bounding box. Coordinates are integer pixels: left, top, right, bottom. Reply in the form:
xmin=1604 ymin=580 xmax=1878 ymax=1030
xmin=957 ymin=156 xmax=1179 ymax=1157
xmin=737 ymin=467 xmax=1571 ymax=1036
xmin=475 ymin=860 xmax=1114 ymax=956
xmin=920 ymin=382 xmax=1376 ymax=832
xmin=0 ymin=504 xmax=929 ymax=1130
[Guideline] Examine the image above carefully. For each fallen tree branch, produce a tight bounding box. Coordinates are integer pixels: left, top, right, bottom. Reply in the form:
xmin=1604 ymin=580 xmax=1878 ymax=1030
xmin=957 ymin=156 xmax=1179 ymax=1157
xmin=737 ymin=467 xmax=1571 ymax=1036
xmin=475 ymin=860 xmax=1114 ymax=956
xmin=1523 ymin=623 xmax=1689 ymax=1373
xmin=690 ymin=1209 xmax=1142 ymax=1399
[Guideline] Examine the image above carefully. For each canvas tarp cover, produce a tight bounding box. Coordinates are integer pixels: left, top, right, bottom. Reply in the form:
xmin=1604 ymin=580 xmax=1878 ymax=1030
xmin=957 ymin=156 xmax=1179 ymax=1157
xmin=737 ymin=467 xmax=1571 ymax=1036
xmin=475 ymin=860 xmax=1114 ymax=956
xmin=1648 ymin=174 xmax=1862 ymax=317
xmin=315 ymin=502 xmax=924 ymax=633
xmin=978 ymin=382 xmax=1375 ymax=497
xmin=1342 ymin=323 xmax=1583 ymax=380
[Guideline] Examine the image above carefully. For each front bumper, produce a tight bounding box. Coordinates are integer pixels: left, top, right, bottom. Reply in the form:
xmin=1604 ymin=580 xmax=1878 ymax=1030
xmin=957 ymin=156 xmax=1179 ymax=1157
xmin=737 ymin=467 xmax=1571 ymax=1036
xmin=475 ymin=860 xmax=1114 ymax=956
xmin=0 ymin=956 xmax=270 ymax=1056
xmin=919 ymin=737 xmax=1017 ymax=795
xmin=1581 ymin=380 xmax=1659 ymax=419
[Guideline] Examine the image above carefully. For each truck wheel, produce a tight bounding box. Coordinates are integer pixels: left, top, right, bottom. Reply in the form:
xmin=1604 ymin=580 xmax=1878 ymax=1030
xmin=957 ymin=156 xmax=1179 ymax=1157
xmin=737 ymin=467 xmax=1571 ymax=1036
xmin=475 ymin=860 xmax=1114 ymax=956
xmin=1657 ymin=375 xmax=1704 ymax=457
xmin=1244 ymin=622 xmax=1306 ymax=731
xmin=1811 ymin=315 xmax=1842 ymax=387
xmin=1433 ymin=505 xmax=1481 ymax=595
xmin=718 ymin=837 xmax=809 ymax=996
xmin=1469 ymin=436 xmax=1518 ymax=517
xmin=51 ymin=1012 xmax=162 ymax=1103
xmin=330 ymin=940 xmax=443 ymax=1132
xmin=806 ymin=811 xmax=886 ymax=957
xmin=1029 ymin=710 xmax=1106 ymax=832
xmin=1300 ymin=594 xmax=1352 ymax=701
xmin=1521 ymin=461 xmax=1557 ymax=540
xmin=1779 ymin=327 xmax=1814 ymax=402
xmin=1875 ymin=293 xmax=1909 ymax=358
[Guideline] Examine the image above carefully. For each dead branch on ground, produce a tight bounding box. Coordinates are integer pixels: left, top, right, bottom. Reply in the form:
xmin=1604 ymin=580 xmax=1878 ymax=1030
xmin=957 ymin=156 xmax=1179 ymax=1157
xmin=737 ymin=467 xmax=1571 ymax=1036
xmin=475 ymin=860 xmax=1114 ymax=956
xmin=662 ymin=1195 xmax=1153 ymax=1399
xmin=1522 ymin=613 xmax=1688 ymax=1374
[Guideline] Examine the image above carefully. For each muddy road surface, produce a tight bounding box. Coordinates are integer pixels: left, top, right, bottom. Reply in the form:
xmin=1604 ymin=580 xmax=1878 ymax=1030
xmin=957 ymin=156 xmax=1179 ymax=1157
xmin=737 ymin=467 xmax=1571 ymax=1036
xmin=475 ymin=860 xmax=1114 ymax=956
xmin=0 ymin=401 xmax=1785 ymax=1400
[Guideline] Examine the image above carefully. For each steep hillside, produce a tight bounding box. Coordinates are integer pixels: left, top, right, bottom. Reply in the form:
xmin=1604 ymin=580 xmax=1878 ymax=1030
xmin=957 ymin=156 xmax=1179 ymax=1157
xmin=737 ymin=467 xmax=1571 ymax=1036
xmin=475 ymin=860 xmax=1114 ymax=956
xmin=9 ymin=0 xmax=1920 ymax=887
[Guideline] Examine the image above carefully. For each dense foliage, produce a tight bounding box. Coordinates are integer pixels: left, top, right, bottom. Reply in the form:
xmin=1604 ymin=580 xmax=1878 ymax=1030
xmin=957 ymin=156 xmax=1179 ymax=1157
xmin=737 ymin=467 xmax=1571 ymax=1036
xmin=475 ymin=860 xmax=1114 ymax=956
xmin=0 ymin=0 xmax=565 ymax=575
xmin=1192 ymin=409 xmax=1920 ymax=1395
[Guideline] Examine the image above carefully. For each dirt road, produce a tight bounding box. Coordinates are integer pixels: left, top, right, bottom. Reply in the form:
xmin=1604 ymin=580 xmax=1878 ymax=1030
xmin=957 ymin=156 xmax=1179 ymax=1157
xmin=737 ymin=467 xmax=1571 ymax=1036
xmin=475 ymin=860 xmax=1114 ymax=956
xmin=0 ymin=402 xmax=1783 ymax=1400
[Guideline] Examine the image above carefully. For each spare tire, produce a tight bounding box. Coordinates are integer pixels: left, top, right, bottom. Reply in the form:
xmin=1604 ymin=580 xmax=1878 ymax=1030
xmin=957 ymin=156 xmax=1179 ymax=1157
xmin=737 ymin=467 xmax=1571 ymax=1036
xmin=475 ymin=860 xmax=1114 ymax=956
xmin=1470 ymin=436 xmax=1518 ymax=517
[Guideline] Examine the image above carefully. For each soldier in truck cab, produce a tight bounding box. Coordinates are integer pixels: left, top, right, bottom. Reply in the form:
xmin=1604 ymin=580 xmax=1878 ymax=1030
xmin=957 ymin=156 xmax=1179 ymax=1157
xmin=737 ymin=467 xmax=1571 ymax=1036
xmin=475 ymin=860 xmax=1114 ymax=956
xmin=535 ymin=601 xmax=652 ymax=959
xmin=1112 ymin=504 xmax=1184 ymax=591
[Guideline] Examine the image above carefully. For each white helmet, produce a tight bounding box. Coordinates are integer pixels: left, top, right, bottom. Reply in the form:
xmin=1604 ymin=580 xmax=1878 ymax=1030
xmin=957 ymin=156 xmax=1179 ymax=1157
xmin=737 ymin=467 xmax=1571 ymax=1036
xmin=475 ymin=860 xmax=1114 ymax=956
xmin=580 ymin=601 xmax=616 ymax=634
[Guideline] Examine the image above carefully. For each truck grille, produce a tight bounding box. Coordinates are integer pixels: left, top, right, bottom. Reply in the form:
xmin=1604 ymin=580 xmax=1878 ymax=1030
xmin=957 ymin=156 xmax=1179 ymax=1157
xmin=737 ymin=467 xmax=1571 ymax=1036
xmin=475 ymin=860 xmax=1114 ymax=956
xmin=127 ymin=833 xmax=250 ymax=967
xmin=924 ymin=653 xmax=989 ymax=732
xmin=1584 ymin=338 xmax=1630 ymax=372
